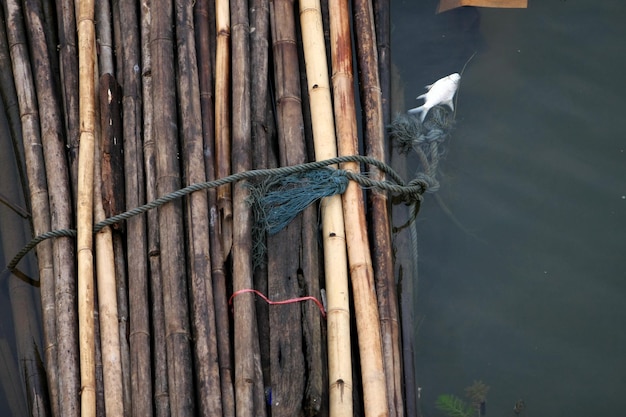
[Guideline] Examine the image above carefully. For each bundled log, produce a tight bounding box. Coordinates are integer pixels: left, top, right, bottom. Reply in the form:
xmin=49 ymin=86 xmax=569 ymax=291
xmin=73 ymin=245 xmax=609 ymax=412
xmin=269 ymin=0 xmax=325 ymax=414
xmin=141 ymin=2 xmax=172 ymax=416
xmin=0 ymin=0 xmax=416 ymax=415
xmin=330 ymin=1 xmax=389 ymax=416
xmin=298 ymin=1 xmax=354 ymax=416
xmin=231 ymin=0 xmax=267 ymax=414
xmin=115 ymin=0 xmax=154 ymax=415
xmin=353 ymin=0 xmax=403 ymax=415
xmin=151 ymin=0 xmax=195 ymax=415
xmin=194 ymin=1 xmax=236 ymax=415
xmin=175 ymin=0 xmax=223 ymax=414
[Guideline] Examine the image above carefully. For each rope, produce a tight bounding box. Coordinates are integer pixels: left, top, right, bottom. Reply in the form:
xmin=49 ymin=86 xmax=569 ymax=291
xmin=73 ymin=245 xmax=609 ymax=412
xmin=5 ymin=154 xmax=429 ymax=272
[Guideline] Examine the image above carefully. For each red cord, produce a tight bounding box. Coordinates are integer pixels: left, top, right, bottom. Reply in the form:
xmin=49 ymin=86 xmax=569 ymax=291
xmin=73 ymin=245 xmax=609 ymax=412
xmin=229 ymin=288 xmax=326 ymax=319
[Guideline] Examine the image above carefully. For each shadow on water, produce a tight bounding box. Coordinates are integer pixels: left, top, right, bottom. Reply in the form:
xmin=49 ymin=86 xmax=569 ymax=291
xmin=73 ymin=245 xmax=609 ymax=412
xmin=391 ymin=1 xmax=626 ymax=416
xmin=0 ymin=91 xmax=46 ymax=416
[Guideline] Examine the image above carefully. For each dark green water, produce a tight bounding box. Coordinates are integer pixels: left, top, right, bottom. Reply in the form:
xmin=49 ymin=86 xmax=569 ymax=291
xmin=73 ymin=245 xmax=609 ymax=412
xmin=392 ymin=1 xmax=626 ymax=416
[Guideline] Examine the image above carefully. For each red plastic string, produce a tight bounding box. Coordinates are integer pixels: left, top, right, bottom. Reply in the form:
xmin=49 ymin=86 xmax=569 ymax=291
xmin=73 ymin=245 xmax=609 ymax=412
xmin=229 ymin=288 xmax=326 ymax=319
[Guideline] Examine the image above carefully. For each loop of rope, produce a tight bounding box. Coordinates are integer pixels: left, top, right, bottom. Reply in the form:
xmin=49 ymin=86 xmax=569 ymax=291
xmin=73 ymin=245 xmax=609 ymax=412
xmin=5 ymin=154 xmax=426 ymax=271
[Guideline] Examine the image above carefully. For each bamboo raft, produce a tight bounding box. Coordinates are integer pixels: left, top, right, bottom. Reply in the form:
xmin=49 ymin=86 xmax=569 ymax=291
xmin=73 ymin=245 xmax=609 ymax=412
xmin=0 ymin=0 xmax=417 ymax=416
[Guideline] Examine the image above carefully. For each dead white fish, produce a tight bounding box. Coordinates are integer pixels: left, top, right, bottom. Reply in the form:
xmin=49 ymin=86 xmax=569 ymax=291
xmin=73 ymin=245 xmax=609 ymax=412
xmin=408 ymin=73 xmax=461 ymax=122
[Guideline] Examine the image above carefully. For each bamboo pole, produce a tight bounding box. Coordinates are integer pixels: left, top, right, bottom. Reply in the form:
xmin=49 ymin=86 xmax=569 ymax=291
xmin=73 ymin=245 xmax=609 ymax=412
xmin=76 ymin=0 xmax=97 ymax=415
xmin=194 ymin=1 xmax=235 ymax=415
xmin=151 ymin=0 xmax=195 ymax=415
xmin=141 ymin=2 xmax=172 ymax=416
xmin=231 ymin=0 xmax=267 ymax=414
xmin=269 ymin=0 xmax=325 ymax=414
xmin=215 ymin=0 xmax=233 ymax=259
xmin=0 ymin=8 xmax=60 ymax=415
xmin=372 ymin=0 xmax=391 ymax=127
xmin=116 ymin=0 xmax=153 ymax=415
xmin=298 ymin=1 xmax=353 ymax=416
xmin=329 ymin=1 xmax=389 ymax=416
xmin=250 ymin=0 xmax=270 ymax=170
xmin=20 ymin=0 xmax=81 ymax=415
xmin=249 ymin=0 xmax=271 ymax=398
xmin=54 ymin=0 xmax=80 ymax=198
xmin=175 ymin=0 xmax=223 ymax=414
xmin=94 ymin=89 xmax=125 ymax=417
xmin=352 ymin=0 xmax=402 ymax=415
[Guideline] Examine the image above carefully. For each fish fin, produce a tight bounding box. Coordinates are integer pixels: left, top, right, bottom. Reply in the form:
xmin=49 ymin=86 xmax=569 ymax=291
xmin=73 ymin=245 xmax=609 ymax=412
xmin=416 ymin=93 xmax=427 ymax=101
xmin=407 ymin=105 xmax=424 ymax=115
xmin=408 ymin=105 xmax=429 ymax=122
xmin=424 ymin=83 xmax=433 ymax=90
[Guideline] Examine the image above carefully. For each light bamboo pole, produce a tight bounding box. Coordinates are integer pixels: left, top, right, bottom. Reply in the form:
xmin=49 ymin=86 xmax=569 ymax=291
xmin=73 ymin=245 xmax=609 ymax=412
xmin=215 ymin=0 xmax=233 ymax=259
xmin=76 ymin=0 xmax=97 ymax=416
xmin=329 ymin=0 xmax=389 ymax=416
xmin=298 ymin=1 xmax=352 ymax=416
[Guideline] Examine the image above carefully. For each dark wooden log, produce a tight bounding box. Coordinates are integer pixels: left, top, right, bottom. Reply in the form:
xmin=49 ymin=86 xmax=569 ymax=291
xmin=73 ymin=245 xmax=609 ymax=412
xmin=141 ymin=2 xmax=172 ymax=415
xmin=269 ymin=0 xmax=325 ymax=414
xmin=231 ymin=0 xmax=266 ymax=414
xmin=175 ymin=1 xmax=223 ymax=415
xmin=54 ymin=0 xmax=80 ymax=198
xmin=115 ymin=0 xmax=154 ymax=415
xmin=150 ymin=0 xmax=195 ymax=415
xmin=194 ymin=1 xmax=236 ymax=415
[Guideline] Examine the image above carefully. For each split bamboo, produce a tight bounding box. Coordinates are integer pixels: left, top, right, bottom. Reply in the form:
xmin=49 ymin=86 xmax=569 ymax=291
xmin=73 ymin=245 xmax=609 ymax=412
xmin=298 ymin=1 xmax=353 ymax=416
xmin=353 ymin=0 xmax=404 ymax=415
xmin=329 ymin=0 xmax=389 ymax=416
xmin=215 ymin=0 xmax=233 ymax=259
xmin=76 ymin=0 xmax=97 ymax=415
xmin=141 ymin=2 xmax=171 ymax=415
xmin=194 ymin=1 xmax=235 ymax=415
xmin=151 ymin=0 xmax=195 ymax=415
xmin=0 ymin=8 xmax=59 ymax=415
xmin=175 ymin=0 xmax=223 ymax=414
xmin=231 ymin=0 xmax=267 ymax=414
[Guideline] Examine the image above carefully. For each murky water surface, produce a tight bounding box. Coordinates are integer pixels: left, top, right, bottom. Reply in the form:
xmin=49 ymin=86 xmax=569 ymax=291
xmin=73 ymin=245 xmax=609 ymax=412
xmin=392 ymin=1 xmax=626 ymax=416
